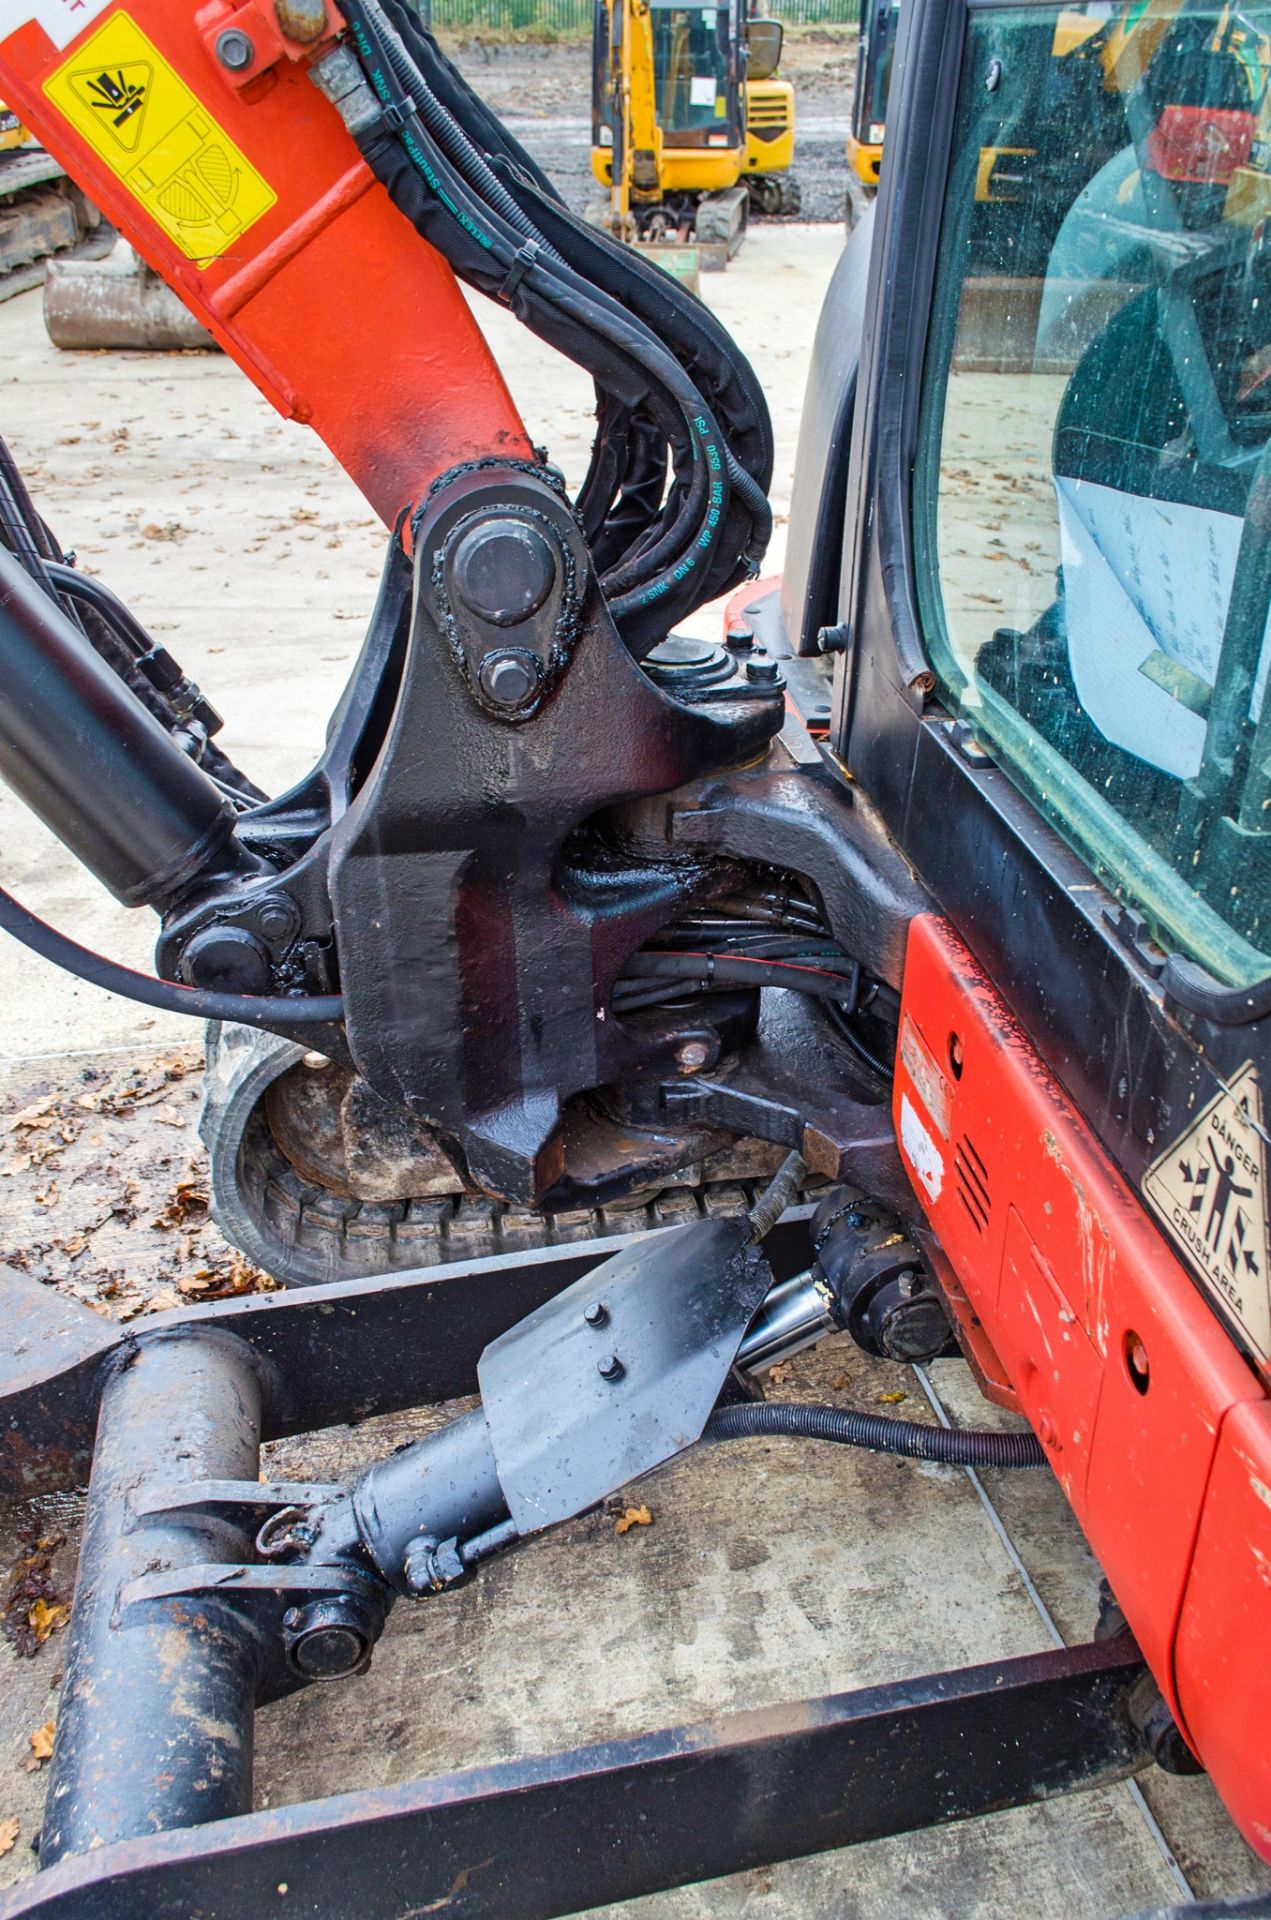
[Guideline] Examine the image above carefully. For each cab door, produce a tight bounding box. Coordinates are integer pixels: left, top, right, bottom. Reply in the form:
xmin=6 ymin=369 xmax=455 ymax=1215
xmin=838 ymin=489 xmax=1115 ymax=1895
xmin=833 ymin=0 xmax=1271 ymax=1856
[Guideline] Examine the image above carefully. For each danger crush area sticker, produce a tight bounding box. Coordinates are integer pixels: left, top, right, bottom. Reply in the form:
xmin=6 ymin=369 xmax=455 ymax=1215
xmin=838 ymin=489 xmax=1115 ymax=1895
xmin=1143 ymin=1060 xmax=1271 ymax=1364
xmin=42 ymin=11 xmax=275 ymax=261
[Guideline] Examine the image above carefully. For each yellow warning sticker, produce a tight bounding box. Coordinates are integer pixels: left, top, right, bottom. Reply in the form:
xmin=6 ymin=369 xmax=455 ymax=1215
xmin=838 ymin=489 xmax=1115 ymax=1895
xmin=44 ymin=11 xmax=275 ymax=261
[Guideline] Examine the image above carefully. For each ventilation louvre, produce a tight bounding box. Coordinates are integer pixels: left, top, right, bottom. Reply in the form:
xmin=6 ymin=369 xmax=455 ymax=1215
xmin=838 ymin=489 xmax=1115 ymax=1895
xmin=955 ymin=1133 xmax=991 ymax=1234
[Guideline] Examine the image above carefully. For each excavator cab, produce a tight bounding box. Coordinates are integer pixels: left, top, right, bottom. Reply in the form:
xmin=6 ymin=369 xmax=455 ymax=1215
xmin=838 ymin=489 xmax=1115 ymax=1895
xmin=740 ymin=0 xmax=1271 ymax=1846
xmin=922 ymin=0 xmax=1271 ymax=970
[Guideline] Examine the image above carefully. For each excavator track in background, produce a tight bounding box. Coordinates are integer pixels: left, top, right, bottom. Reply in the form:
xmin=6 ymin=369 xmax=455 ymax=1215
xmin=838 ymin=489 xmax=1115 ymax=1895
xmin=0 ymin=111 xmax=111 ymax=301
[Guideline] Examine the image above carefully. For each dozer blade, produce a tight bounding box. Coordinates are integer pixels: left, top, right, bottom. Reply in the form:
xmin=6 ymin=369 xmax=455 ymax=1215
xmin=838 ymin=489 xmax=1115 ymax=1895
xmin=632 ymin=241 xmax=702 ymax=292
xmin=44 ymin=241 xmax=216 ymax=351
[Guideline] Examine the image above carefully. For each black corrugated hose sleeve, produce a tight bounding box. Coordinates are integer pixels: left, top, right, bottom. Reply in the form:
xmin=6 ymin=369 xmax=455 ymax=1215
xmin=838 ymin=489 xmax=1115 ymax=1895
xmin=706 ymin=1401 xmax=1048 ymax=1468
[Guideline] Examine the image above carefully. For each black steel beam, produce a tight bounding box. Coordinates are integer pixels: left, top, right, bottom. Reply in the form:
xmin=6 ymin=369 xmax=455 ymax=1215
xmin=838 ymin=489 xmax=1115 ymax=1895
xmin=0 ymin=1212 xmax=816 ymax=1498
xmin=0 ymin=1637 xmax=1146 ymax=1920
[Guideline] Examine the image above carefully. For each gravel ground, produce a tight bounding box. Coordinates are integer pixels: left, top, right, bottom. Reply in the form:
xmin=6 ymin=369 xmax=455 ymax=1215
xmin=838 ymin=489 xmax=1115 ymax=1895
xmin=446 ymin=29 xmax=856 ymax=224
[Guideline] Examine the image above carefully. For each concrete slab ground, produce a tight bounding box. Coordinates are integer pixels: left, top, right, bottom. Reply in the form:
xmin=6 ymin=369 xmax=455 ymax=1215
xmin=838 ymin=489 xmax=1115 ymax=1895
xmin=0 ymin=222 xmax=1268 ymax=1916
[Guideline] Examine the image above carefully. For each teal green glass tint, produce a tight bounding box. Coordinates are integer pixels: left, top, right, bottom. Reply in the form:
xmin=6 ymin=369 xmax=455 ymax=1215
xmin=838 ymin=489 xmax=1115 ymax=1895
xmin=914 ymin=0 xmax=1271 ymax=985
xmin=651 ymin=4 xmax=732 ymax=135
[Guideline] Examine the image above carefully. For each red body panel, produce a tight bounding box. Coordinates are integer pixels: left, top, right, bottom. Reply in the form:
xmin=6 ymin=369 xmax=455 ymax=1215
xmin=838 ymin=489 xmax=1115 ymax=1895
xmin=0 ymin=4 xmax=531 ymax=525
xmin=895 ymin=915 xmax=1270 ymax=1856
xmin=1175 ymin=1398 xmax=1271 ymax=1855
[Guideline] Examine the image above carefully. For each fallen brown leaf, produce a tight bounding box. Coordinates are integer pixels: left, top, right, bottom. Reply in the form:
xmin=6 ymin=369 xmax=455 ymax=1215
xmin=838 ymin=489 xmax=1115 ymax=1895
xmin=27 ymin=1598 xmax=70 ymax=1644
xmin=767 ymin=1361 xmax=792 ymax=1385
xmin=152 ymin=1178 xmax=209 ymax=1230
xmin=831 ymin=1372 xmax=852 ymax=1391
xmin=141 ymin=1287 xmax=182 ymax=1315
xmin=28 ymin=1720 xmax=54 ymax=1763
xmin=615 ymin=1505 xmax=653 ymax=1535
xmin=153 ymin=1104 xmax=185 ymax=1129
xmin=0 ymin=1816 xmax=18 ymax=1857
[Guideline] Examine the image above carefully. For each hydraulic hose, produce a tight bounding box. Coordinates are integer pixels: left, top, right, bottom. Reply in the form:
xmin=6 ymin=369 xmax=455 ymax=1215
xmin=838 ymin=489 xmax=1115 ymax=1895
xmin=336 ymin=0 xmax=770 ymax=649
xmin=0 ymin=883 xmax=343 ymax=1030
xmin=341 ymin=36 xmax=716 ymax=624
xmin=373 ymin=0 xmax=775 ymax=581
xmin=363 ymin=0 xmax=563 ymax=261
xmin=706 ymin=1401 xmax=1048 ymax=1468
xmin=616 ymin=951 xmax=865 ymax=1003
xmin=747 ymin=1150 xmax=808 ymax=1242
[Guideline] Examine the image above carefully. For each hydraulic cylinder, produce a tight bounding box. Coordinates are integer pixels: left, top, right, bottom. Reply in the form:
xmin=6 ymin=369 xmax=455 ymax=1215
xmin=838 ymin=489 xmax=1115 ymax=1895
xmin=0 ymin=547 xmax=243 ymax=906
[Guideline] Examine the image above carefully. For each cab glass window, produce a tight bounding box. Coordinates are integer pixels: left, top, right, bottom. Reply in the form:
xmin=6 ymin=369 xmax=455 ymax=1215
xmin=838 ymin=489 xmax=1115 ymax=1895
xmin=915 ymin=0 xmax=1271 ymax=986
xmin=652 ymin=2 xmax=733 ymax=139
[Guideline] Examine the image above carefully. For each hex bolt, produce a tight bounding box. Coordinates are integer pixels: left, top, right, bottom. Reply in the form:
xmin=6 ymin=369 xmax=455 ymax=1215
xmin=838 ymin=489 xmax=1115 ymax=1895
xmin=598 ymin=1353 xmax=624 ymax=1382
xmin=452 ymin=520 xmax=557 ymax=627
xmin=478 ymin=650 xmax=541 ymax=709
xmin=216 ymin=28 xmax=255 ymax=69
xmin=583 ymin=1301 xmax=609 ymax=1328
xmin=402 ymin=1534 xmax=466 ymax=1594
xmin=255 ymin=895 xmax=299 ymax=946
xmin=676 ymin=1038 xmax=711 ymax=1072
xmin=745 ymin=657 xmax=781 ymax=685
xmin=725 ymin=624 xmax=754 ymax=654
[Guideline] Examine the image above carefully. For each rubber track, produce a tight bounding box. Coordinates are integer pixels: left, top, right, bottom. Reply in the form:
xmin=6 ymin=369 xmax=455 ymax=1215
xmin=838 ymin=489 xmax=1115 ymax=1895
xmin=234 ymin=1108 xmax=813 ymax=1281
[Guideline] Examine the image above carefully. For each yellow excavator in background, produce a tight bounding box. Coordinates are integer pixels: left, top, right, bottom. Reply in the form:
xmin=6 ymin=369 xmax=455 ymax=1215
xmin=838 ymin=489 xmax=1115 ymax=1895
xmin=591 ymin=0 xmax=799 ymax=265
xmin=846 ymin=0 xmax=1271 ymax=229
xmin=845 ymin=0 xmax=897 ymax=225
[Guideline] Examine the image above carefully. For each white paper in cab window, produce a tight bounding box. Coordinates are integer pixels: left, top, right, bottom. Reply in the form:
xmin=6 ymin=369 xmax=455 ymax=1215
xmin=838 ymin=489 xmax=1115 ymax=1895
xmin=690 ymin=76 xmax=718 ymax=106
xmin=1055 ymin=475 xmax=1271 ymax=779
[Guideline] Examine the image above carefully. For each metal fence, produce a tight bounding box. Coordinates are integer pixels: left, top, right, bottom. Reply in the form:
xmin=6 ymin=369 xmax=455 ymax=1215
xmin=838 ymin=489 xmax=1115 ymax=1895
xmin=430 ymin=0 xmax=856 ymax=34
